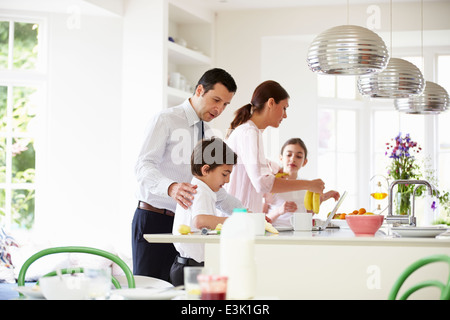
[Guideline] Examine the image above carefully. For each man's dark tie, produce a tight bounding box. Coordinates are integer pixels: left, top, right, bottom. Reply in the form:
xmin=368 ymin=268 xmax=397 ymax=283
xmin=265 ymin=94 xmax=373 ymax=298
xmin=198 ymin=120 xmax=204 ymax=142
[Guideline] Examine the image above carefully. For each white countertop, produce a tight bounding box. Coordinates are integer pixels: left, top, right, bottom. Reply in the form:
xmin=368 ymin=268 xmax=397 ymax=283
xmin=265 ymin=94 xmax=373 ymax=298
xmin=145 ymin=226 xmax=450 ymax=299
xmin=144 ymin=226 xmax=450 ymax=248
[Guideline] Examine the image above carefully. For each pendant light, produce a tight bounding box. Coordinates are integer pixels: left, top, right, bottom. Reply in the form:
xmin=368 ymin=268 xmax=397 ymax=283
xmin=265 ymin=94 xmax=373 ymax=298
xmin=395 ymin=81 xmax=449 ymax=114
xmin=395 ymin=0 xmax=449 ymax=114
xmin=307 ymin=24 xmax=389 ymax=75
xmin=357 ymin=1 xmax=424 ymax=98
xmin=357 ymin=57 xmax=424 ymax=98
xmin=358 ymin=0 xmax=425 ymax=99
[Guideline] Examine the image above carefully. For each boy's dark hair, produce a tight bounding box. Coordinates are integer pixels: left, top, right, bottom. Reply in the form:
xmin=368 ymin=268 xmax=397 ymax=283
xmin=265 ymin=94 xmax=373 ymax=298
xmin=191 ymin=137 xmax=238 ymax=176
xmin=195 ymin=68 xmax=237 ymax=94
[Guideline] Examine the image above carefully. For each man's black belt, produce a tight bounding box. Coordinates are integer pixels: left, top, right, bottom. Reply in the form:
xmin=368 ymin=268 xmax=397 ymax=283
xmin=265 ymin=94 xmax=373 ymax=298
xmin=176 ymin=256 xmax=204 ymax=266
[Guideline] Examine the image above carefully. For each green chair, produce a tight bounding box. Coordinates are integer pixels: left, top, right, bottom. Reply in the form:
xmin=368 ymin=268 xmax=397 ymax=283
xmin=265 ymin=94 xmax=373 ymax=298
xmin=388 ymin=254 xmax=450 ymax=300
xmin=17 ymin=246 xmax=136 ymax=294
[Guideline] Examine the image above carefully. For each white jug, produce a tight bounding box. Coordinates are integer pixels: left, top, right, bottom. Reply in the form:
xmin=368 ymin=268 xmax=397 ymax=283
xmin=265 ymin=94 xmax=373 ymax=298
xmin=220 ymin=211 xmax=256 ymax=299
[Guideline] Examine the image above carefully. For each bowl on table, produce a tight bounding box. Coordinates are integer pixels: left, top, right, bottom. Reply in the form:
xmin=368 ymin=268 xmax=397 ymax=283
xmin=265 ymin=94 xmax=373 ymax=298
xmin=346 ymin=214 xmax=384 ymax=236
xmin=39 ymin=275 xmax=89 ymax=300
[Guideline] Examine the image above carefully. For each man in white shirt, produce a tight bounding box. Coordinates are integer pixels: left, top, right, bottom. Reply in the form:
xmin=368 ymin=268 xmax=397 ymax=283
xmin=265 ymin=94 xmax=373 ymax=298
xmin=133 ymin=68 xmax=242 ymax=281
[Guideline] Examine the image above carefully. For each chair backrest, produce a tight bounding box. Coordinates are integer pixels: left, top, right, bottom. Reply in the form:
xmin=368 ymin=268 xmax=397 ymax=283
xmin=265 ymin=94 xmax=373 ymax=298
xmin=17 ymin=246 xmax=135 ymax=289
xmin=388 ymin=254 xmax=450 ymax=300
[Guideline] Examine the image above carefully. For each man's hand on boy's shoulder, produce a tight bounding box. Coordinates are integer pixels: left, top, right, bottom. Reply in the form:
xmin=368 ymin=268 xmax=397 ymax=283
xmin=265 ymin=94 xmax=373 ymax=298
xmin=169 ymin=182 xmax=198 ymax=209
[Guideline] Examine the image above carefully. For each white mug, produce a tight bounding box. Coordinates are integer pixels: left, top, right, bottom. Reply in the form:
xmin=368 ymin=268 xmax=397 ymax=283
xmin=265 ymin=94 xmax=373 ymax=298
xmin=169 ymin=72 xmax=181 ymax=89
xmin=290 ymin=212 xmax=312 ymax=231
xmin=234 ymin=212 xmax=265 ymax=236
xmin=250 ymin=213 xmax=266 ymax=235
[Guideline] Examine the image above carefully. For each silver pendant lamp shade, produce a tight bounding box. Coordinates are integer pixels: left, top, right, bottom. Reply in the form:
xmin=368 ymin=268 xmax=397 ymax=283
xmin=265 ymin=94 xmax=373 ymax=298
xmin=307 ymin=25 xmax=389 ymax=75
xmin=357 ymin=58 xmax=425 ymax=98
xmin=395 ymin=81 xmax=449 ymax=114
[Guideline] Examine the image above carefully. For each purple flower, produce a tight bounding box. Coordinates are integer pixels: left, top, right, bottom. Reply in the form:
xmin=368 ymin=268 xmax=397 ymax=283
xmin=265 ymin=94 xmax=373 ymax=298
xmin=431 ymin=201 xmax=437 ymax=211
xmin=385 ymin=133 xmax=421 ymax=160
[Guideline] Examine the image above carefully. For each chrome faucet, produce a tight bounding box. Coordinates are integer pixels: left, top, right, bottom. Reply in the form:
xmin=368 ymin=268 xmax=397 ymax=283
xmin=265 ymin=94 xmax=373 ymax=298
xmin=387 ymin=179 xmax=434 ymax=226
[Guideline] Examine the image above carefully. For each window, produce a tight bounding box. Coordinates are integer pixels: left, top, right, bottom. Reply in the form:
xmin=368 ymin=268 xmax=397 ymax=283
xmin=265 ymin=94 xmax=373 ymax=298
xmin=318 ymin=107 xmax=358 ymax=208
xmin=437 ymin=55 xmax=450 ymax=191
xmin=372 ymin=109 xmax=398 ymax=177
xmin=317 ymin=51 xmax=449 ymax=220
xmin=317 ymin=75 xmax=359 ymax=213
xmin=0 ymin=18 xmax=45 ymax=229
xmin=317 ymin=75 xmax=357 ymax=100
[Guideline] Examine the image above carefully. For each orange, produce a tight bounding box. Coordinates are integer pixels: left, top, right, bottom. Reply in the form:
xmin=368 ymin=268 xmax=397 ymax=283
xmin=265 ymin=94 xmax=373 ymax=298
xmin=358 ymin=208 xmax=366 ymax=215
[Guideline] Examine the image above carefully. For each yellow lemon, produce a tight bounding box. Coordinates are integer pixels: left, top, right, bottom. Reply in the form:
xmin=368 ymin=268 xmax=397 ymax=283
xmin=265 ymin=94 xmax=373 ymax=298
xmin=178 ymin=224 xmax=191 ymax=235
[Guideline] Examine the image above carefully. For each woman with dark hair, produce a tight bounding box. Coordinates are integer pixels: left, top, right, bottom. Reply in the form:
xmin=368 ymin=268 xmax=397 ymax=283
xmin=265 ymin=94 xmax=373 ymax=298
xmin=225 ymin=81 xmax=325 ymax=213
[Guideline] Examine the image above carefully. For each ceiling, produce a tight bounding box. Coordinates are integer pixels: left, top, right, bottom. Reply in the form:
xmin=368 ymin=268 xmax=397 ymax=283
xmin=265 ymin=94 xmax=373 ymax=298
xmin=194 ymin=0 xmax=440 ymax=11
xmin=2 ymin=0 xmax=442 ymax=17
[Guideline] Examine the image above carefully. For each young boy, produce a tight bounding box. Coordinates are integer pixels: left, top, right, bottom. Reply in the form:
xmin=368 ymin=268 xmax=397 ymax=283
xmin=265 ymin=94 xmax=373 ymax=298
xmin=170 ymin=137 xmax=238 ymax=286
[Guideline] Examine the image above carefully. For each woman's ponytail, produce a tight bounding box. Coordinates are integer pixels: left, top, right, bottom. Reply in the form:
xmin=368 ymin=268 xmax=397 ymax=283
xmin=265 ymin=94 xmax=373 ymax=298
xmin=226 ymin=103 xmax=252 ymax=138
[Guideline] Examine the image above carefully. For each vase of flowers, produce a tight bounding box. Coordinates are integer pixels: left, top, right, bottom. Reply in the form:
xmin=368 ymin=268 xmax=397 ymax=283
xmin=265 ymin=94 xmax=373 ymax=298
xmin=385 ymin=133 xmax=422 ymax=216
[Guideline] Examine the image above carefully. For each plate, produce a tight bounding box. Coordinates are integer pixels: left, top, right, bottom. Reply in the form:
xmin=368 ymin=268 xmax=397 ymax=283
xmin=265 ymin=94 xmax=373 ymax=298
xmin=274 ymin=226 xmax=293 ymax=232
xmin=112 ymin=288 xmax=184 ymax=300
xmin=14 ymin=286 xmax=45 ymax=299
xmin=330 ymin=219 xmax=348 ymax=228
xmin=392 ymin=226 xmax=448 ymax=238
xmin=115 ymin=275 xmax=172 ymax=289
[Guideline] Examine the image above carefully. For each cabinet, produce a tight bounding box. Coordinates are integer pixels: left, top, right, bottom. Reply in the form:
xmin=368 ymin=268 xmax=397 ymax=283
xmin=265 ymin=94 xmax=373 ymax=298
xmin=166 ymin=0 xmax=214 ymax=107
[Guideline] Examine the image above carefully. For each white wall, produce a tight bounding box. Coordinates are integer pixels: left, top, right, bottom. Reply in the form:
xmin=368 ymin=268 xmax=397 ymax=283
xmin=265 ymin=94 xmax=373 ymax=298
xmin=119 ymin=0 xmax=167 ymax=250
xmin=35 ymin=11 xmax=124 ymax=245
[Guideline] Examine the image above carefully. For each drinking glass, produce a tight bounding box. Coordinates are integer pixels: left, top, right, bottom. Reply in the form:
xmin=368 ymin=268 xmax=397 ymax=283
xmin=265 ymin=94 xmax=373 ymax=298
xmin=184 ymin=266 xmax=207 ymax=299
xmin=197 ymin=274 xmax=228 ymax=300
xmin=84 ymin=267 xmax=112 ymax=300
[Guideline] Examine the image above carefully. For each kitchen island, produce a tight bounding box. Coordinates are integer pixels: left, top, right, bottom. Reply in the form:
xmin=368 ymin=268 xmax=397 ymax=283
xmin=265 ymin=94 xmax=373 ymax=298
xmin=145 ymin=227 xmax=450 ymax=299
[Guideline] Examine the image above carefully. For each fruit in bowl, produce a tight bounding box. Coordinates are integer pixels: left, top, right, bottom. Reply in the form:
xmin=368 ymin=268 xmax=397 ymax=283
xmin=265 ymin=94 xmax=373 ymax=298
xmin=346 ymin=214 xmax=384 ymax=236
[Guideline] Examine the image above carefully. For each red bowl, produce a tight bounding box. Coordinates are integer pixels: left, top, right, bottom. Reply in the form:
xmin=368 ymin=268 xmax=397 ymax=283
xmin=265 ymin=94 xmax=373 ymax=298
xmin=346 ymin=215 xmax=384 ymax=236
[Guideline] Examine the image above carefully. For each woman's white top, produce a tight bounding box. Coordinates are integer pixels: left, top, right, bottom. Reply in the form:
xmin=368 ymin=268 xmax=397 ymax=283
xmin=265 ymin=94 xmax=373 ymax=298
xmin=172 ymin=177 xmax=217 ymax=263
xmin=225 ymin=120 xmax=276 ymax=213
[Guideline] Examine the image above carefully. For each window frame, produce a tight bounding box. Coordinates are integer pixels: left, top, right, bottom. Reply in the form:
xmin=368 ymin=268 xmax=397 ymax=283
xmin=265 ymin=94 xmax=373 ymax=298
xmin=0 ymin=14 xmax=47 ymax=229
xmin=317 ymin=95 xmax=365 ymax=213
xmin=317 ymin=45 xmax=450 ymax=214
xmin=436 ymin=54 xmax=450 ymax=191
